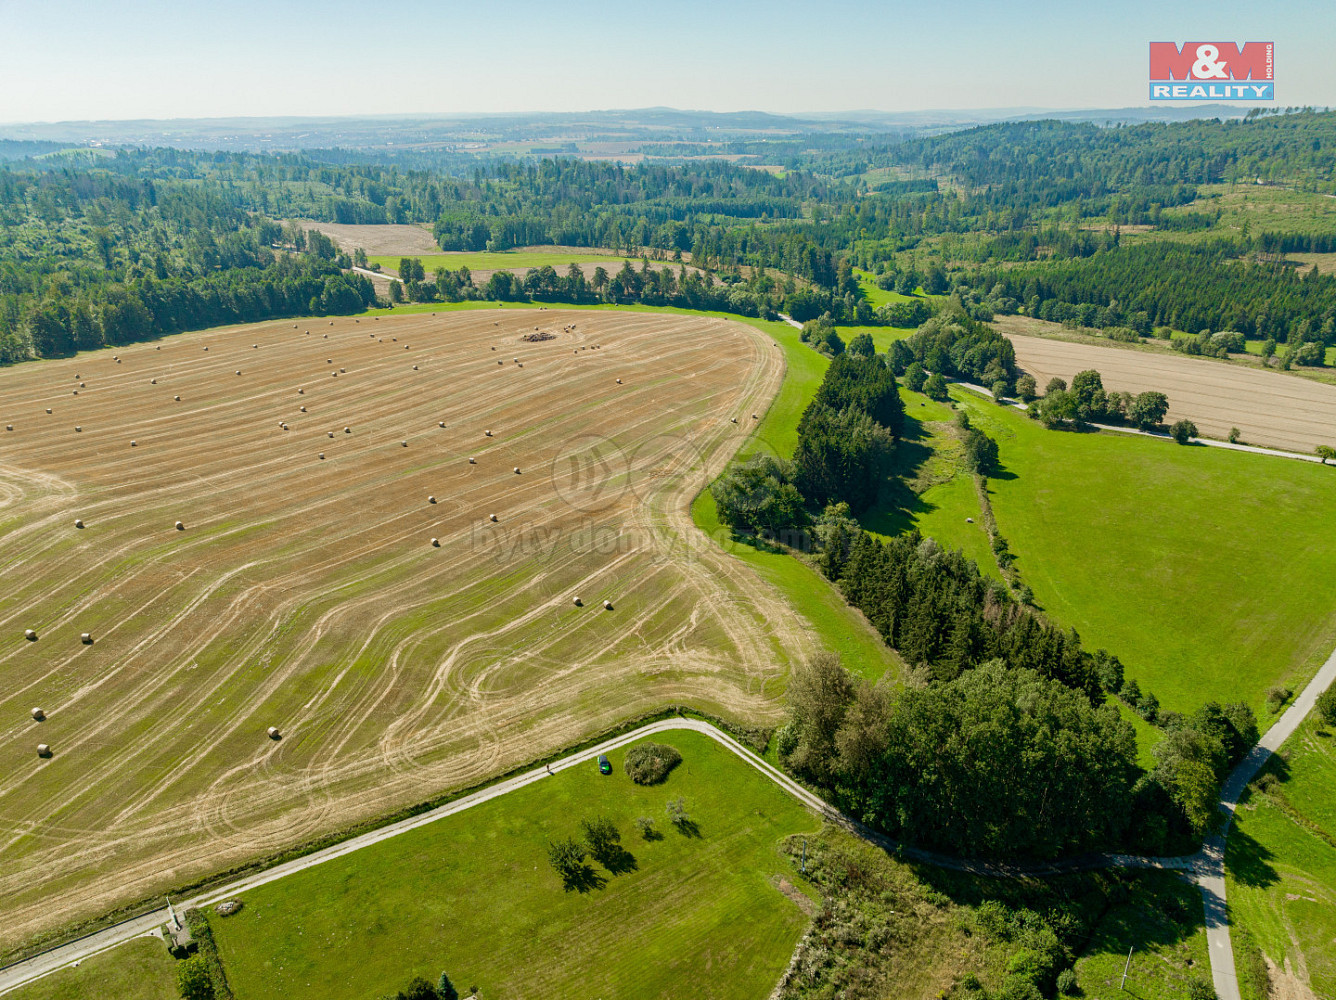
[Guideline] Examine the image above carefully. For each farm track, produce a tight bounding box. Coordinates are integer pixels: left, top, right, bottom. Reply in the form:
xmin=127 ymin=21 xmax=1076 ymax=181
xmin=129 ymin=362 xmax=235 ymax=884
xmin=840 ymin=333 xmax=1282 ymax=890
xmin=0 ymin=308 xmax=805 ymax=951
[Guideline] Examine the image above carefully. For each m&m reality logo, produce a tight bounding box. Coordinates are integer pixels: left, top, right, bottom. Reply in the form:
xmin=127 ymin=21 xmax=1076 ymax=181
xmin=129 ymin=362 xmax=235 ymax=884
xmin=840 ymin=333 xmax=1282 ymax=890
xmin=1149 ymin=42 xmax=1274 ymax=101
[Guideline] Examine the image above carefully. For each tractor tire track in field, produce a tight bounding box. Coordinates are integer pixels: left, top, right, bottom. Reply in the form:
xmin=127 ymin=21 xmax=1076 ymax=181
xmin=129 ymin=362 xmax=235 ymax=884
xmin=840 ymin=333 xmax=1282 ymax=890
xmin=0 ymin=308 xmax=798 ymax=951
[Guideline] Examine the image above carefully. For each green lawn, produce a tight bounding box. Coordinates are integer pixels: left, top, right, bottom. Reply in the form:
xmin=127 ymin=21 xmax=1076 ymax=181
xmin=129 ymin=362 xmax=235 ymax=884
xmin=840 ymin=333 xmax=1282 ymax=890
xmin=949 ymin=387 xmax=1336 ymax=722
xmin=837 ymin=323 xmax=918 ymax=354
xmin=3 ymin=937 xmax=179 ymax=1000
xmin=368 ymin=250 xmax=645 ymax=275
xmin=854 ymin=269 xmax=917 ymax=310
xmin=1227 ymin=715 xmax=1336 ymax=1000
xmin=862 ymin=388 xmax=997 ymax=578
xmin=1071 ymin=870 xmax=1213 ymax=1000
xmin=209 ymin=730 xmax=820 ymax=1000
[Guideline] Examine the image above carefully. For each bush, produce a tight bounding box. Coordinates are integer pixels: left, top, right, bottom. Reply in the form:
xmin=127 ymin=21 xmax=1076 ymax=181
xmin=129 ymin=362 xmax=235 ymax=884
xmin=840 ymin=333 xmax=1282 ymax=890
xmin=635 ymin=815 xmax=658 ymax=839
xmin=177 ymin=956 xmax=215 ymax=1000
xmin=1316 ymin=685 xmax=1336 ymax=727
xmin=1055 ymin=968 xmax=1078 ymax=995
xmin=1170 ymin=419 xmax=1197 ymax=444
xmin=1187 ymin=978 xmax=1218 ymax=1000
xmin=1015 ymin=373 xmax=1038 ymax=401
xmin=1266 ymin=685 xmax=1293 ymax=713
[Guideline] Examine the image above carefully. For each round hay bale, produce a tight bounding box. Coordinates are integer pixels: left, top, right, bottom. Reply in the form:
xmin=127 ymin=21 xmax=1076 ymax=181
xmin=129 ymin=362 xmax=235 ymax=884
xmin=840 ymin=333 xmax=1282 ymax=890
xmin=175 ymin=521 xmax=184 ymax=531
xmin=438 ymin=421 xmax=445 ymax=428
xmin=616 ymin=379 xmax=622 ymax=384
xmin=130 ymin=440 xmax=137 ymax=447
xmin=513 ymin=357 xmax=519 ymax=363
xmin=730 ymin=417 xmax=737 ymax=423
xmin=151 ymin=378 xmax=157 ymax=384
xmin=401 ymin=440 xmax=408 ymax=447
xmin=37 ymin=744 xmax=51 ymax=758
xmin=431 ymin=537 xmax=440 ymax=547
xmin=344 ymin=427 xmax=351 ymax=434
xmin=404 ymin=345 xmax=410 ymax=350
xmin=319 ymin=452 xmax=325 ymax=460
xmin=331 ymin=372 xmax=337 ymax=377
xmin=328 ymin=431 xmax=335 ymax=438
xmin=491 ymin=346 xmax=496 ymax=350
xmin=298 ymin=388 xmax=305 ymax=394
xmin=573 ymin=596 xmax=583 ymax=607
xmin=31 ymin=707 xmax=44 ymax=721
xmin=300 ymin=406 xmax=307 ymax=412
xmin=24 ymin=629 xmax=37 ymax=641
xmin=80 ymin=632 xmax=92 ymax=644
xmin=412 ymin=365 xmax=419 ymax=371
xmin=74 ymin=426 xmax=81 ymax=432
xmin=513 ymin=467 xmax=520 ymax=474
xmin=489 ymin=513 xmax=498 ymax=522
xmin=203 ymin=347 xmax=208 ymax=351
xmin=603 ymin=600 xmax=614 ymax=611
xmin=174 ymin=395 xmax=181 ymax=401
xmin=327 ymin=359 xmax=333 ymax=364
xmin=79 ymin=382 xmax=86 ymax=388
xmin=428 ymin=495 xmax=437 ymax=504
xmin=46 ymin=408 xmax=52 ymax=414
xmin=497 ymin=360 xmax=503 ymax=365
xmin=340 ymin=368 xmax=346 ymax=373
xmin=252 ymin=344 xmax=258 ymax=349
xmin=235 ymin=370 xmax=242 ymax=376
xmin=74 ymin=518 xmax=84 ymax=529
xmin=485 ymin=430 xmax=492 ymax=437
xmin=72 ymin=390 xmax=78 ymax=396
xmin=468 ymin=457 xmax=476 ymax=464
xmin=267 ymin=726 xmax=281 ymax=739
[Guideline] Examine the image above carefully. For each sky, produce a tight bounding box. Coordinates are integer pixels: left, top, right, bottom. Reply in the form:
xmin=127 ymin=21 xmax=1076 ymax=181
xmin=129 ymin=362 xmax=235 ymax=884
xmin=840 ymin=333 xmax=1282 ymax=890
xmin=0 ymin=0 xmax=1332 ymax=123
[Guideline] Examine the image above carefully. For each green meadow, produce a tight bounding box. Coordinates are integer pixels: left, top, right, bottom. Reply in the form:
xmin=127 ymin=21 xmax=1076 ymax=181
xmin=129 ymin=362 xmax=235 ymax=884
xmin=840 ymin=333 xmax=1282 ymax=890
xmin=4 ymin=938 xmax=178 ymax=1000
xmin=209 ymin=730 xmax=820 ymax=1000
xmin=1228 ymin=715 xmax=1336 ymax=1000
xmin=950 ymin=387 xmax=1336 ymax=721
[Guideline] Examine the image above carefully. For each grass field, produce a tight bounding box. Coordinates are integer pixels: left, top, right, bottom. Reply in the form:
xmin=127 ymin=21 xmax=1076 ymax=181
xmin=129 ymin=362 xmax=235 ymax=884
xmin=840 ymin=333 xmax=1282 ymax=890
xmin=0 ymin=307 xmax=806 ymax=953
xmin=1154 ymin=183 xmax=1336 ymax=239
xmin=949 ymin=387 xmax=1336 ymax=723
xmin=854 ymin=269 xmax=918 ymax=310
xmin=863 ymin=388 xmax=998 ymax=577
xmin=1070 ymin=870 xmax=1212 ymax=1000
xmin=2 ymin=937 xmax=178 ymax=1000
xmin=1227 ymin=715 xmax=1336 ymax=1000
xmin=208 ymin=729 xmax=820 ymax=1000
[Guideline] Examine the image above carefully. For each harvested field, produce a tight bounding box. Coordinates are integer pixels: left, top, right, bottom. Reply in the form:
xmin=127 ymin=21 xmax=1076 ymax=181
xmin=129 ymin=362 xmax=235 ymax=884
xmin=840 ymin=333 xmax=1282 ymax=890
xmin=998 ymin=317 xmax=1336 ymax=452
xmin=291 ymin=221 xmax=440 ymax=255
xmin=0 ymin=309 xmax=802 ymax=954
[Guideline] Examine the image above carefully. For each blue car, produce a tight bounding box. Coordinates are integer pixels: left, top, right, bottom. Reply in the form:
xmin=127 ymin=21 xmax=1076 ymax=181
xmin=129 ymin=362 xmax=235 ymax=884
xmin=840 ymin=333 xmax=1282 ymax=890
xmin=597 ymin=754 xmax=612 ymax=775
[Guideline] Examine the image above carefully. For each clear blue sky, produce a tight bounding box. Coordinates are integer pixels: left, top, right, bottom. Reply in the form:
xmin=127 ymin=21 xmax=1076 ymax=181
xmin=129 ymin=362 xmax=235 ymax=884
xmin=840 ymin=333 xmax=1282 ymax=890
xmin=1 ymin=0 xmax=1331 ymax=122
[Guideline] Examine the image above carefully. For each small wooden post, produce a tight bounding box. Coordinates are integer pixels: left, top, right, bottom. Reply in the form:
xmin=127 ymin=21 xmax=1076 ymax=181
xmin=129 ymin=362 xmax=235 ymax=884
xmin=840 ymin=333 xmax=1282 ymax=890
xmin=1120 ymin=945 xmax=1133 ymax=990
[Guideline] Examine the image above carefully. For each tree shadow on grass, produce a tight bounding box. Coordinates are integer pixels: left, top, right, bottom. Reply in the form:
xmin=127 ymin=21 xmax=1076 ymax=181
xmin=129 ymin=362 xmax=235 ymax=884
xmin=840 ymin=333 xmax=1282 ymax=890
xmin=561 ymin=864 xmax=607 ymax=894
xmin=593 ymin=845 xmax=639 ymax=876
xmin=672 ymin=818 xmax=702 ymax=839
xmin=1227 ymin=824 xmax=1279 ymax=890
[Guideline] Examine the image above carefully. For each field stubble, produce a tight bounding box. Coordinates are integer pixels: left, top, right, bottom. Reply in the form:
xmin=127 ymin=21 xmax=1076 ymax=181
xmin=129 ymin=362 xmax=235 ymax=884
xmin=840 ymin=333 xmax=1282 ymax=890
xmin=0 ymin=308 xmax=803 ymax=953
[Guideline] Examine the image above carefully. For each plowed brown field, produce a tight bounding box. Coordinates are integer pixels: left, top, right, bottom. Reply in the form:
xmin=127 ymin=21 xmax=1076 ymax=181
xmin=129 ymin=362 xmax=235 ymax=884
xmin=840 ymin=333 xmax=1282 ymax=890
xmin=0 ymin=308 xmax=803 ymax=952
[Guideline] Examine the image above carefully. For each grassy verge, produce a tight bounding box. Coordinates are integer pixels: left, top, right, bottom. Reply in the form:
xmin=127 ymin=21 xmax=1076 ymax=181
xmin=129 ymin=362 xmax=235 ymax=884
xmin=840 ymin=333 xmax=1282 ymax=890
xmin=948 ymin=386 xmax=1336 ymax=723
xmin=1227 ymin=715 xmax=1336 ymax=1000
xmin=1070 ymin=870 xmax=1212 ymax=1000
xmin=208 ymin=730 xmax=820 ymax=1000
xmin=2 ymin=937 xmax=179 ymax=1000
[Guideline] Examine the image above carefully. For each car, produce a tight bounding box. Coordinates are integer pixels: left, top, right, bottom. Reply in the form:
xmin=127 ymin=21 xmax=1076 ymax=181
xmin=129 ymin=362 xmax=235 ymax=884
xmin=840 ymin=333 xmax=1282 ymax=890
xmin=597 ymin=754 xmax=612 ymax=775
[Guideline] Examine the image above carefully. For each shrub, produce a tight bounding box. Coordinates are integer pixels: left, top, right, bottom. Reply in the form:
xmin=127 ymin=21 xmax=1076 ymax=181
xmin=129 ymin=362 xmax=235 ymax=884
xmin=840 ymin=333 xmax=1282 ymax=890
xmin=623 ymin=742 xmax=683 ymax=784
xmin=634 ymin=815 xmax=658 ymax=839
xmin=1266 ymin=685 xmax=1293 ymax=713
xmin=177 ymin=956 xmax=215 ymax=1000
xmin=1228 ymin=427 xmax=1241 ymax=443
xmin=1015 ymin=373 xmax=1038 ymax=401
xmin=1170 ymin=419 xmax=1197 ymax=444
xmin=1187 ymin=978 xmax=1218 ymax=1000
xmin=1056 ymin=968 xmax=1078 ymax=995
xmin=1316 ymin=685 xmax=1336 ymax=727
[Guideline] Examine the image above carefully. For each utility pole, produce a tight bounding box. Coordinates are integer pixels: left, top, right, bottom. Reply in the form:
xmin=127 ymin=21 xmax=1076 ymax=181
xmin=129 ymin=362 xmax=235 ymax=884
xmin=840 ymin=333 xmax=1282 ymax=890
xmin=1120 ymin=945 xmax=1133 ymax=991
